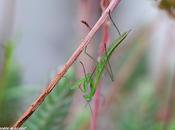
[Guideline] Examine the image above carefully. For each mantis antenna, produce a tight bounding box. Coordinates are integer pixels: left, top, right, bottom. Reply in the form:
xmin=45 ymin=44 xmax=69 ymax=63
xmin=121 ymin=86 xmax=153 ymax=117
xmin=109 ymin=10 xmax=121 ymax=36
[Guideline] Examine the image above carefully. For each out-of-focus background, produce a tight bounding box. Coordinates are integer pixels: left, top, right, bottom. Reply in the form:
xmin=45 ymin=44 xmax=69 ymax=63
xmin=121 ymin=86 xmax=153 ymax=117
xmin=0 ymin=0 xmax=175 ymax=130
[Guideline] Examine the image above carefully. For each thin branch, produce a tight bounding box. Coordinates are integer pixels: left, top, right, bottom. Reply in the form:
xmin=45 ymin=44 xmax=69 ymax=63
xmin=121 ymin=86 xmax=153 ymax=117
xmin=13 ymin=0 xmax=120 ymax=128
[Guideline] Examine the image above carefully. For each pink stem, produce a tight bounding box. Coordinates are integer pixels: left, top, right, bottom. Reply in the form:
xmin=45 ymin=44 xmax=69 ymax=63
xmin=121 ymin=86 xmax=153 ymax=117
xmin=99 ymin=22 xmax=110 ymax=55
xmin=91 ymin=84 xmax=102 ymax=130
xmin=91 ymin=1 xmax=113 ymax=129
xmin=92 ymin=26 xmax=109 ymax=130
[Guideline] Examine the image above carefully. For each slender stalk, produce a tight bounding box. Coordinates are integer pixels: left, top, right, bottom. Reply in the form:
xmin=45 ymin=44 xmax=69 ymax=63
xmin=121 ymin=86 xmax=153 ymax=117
xmin=13 ymin=0 xmax=120 ymax=128
xmin=91 ymin=23 xmax=108 ymax=130
xmin=91 ymin=84 xmax=102 ymax=130
xmin=91 ymin=1 xmax=112 ymax=130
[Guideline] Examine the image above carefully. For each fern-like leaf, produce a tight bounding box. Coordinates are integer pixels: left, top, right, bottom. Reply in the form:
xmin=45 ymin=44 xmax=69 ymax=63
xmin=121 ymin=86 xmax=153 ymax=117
xmin=23 ymin=70 xmax=75 ymax=130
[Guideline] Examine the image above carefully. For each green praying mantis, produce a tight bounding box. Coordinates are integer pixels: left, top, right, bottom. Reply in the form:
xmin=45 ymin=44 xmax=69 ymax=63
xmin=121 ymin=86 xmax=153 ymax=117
xmin=68 ymin=10 xmax=130 ymax=103
xmin=71 ymin=31 xmax=130 ymax=102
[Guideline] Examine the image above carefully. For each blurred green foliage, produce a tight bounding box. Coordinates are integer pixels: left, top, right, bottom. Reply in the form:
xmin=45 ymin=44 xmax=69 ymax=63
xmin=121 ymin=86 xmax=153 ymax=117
xmin=0 ymin=29 xmax=174 ymax=130
xmin=23 ymin=70 xmax=75 ymax=130
xmin=0 ymin=41 xmax=22 ymax=126
xmin=111 ymin=45 xmax=159 ymax=130
xmin=66 ymin=110 xmax=90 ymax=130
xmin=123 ymin=53 xmax=148 ymax=92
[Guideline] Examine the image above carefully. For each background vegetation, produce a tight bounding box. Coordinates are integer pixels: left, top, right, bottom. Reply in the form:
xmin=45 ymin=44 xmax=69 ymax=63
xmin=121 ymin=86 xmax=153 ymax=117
xmin=0 ymin=0 xmax=175 ymax=130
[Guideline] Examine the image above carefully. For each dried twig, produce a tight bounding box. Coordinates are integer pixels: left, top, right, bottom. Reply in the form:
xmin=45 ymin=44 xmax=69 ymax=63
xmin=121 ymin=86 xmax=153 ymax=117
xmin=13 ymin=0 xmax=120 ymax=128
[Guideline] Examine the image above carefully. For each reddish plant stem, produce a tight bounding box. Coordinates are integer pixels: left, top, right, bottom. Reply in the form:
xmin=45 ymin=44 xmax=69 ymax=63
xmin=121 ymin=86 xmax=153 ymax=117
xmin=92 ymin=23 xmax=110 ymax=130
xmin=91 ymin=1 xmax=111 ymax=130
xmin=99 ymin=22 xmax=110 ymax=55
xmin=13 ymin=0 xmax=120 ymax=128
xmin=91 ymin=83 xmax=102 ymax=130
